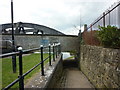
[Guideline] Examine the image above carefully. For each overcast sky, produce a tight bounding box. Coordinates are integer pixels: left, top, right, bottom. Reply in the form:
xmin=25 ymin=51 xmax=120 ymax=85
xmin=0 ymin=0 xmax=118 ymax=35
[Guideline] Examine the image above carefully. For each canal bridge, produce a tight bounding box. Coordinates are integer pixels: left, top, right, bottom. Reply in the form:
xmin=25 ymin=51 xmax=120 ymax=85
xmin=1 ymin=1 xmax=120 ymax=89
xmin=0 ymin=22 xmax=65 ymax=35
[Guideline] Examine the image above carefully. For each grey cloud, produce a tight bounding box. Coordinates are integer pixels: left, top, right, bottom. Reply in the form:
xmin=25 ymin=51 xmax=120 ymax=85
xmin=0 ymin=0 xmax=117 ymax=35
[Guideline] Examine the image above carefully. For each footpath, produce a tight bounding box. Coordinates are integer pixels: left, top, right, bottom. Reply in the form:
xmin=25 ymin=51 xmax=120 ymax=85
xmin=25 ymin=58 xmax=95 ymax=89
xmin=55 ymin=59 xmax=95 ymax=89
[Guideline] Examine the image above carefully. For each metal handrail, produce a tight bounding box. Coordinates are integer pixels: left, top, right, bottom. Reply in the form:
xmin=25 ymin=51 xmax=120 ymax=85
xmin=22 ymin=47 xmax=40 ymax=53
xmin=1 ymin=44 xmax=61 ymax=90
xmin=0 ymin=47 xmax=41 ymax=58
xmin=0 ymin=52 xmax=19 ymax=58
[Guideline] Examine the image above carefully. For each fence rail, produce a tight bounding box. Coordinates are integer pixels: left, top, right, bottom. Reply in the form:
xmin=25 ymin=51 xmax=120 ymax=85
xmin=82 ymin=1 xmax=120 ymax=46
xmin=87 ymin=1 xmax=120 ymax=30
xmin=1 ymin=43 xmax=61 ymax=90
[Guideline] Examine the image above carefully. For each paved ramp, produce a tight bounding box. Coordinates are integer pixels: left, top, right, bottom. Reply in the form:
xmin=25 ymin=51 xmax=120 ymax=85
xmin=55 ymin=59 xmax=95 ymax=88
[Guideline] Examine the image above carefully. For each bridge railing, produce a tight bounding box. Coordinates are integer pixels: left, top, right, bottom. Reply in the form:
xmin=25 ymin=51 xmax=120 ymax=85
xmin=0 ymin=43 xmax=61 ymax=90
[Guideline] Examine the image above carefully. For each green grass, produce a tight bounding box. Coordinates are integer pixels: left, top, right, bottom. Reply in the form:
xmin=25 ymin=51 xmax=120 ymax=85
xmin=1 ymin=53 xmax=50 ymax=88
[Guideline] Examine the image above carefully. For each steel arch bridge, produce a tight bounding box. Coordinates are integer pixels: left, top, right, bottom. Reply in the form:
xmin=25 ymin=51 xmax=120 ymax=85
xmin=0 ymin=22 xmax=65 ymax=35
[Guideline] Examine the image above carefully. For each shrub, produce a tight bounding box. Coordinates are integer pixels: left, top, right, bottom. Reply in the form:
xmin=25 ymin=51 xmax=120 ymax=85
xmin=97 ymin=25 xmax=120 ymax=48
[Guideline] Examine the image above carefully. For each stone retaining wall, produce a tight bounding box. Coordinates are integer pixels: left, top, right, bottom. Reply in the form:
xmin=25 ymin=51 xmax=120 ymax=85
xmin=2 ymin=34 xmax=79 ymax=52
xmin=24 ymin=54 xmax=63 ymax=88
xmin=45 ymin=55 xmax=63 ymax=88
xmin=80 ymin=45 xmax=120 ymax=88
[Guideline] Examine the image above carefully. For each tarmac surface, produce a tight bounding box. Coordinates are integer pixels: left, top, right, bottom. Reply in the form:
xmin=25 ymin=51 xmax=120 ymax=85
xmin=54 ymin=59 xmax=95 ymax=89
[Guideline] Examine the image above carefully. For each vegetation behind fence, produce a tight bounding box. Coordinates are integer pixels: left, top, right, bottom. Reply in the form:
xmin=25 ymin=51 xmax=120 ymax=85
xmin=82 ymin=1 xmax=120 ymax=48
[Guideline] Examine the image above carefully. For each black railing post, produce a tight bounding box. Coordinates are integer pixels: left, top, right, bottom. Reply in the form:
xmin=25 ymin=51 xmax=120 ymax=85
xmin=11 ymin=0 xmax=16 ymax=73
xmin=58 ymin=44 xmax=59 ymax=55
xmin=57 ymin=45 xmax=59 ymax=56
xmin=56 ymin=44 xmax=58 ymax=57
xmin=49 ymin=44 xmax=52 ymax=66
xmin=60 ymin=44 xmax=61 ymax=54
xmin=53 ymin=44 xmax=55 ymax=61
xmin=55 ymin=44 xmax=57 ymax=58
xmin=18 ymin=47 xmax=24 ymax=90
xmin=58 ymin=43 xmax=61 ymax=55
xmin=12 ymin=53 xmax=16 ymax=73
xmin=40 ymin=45 xmax=44 ymax=76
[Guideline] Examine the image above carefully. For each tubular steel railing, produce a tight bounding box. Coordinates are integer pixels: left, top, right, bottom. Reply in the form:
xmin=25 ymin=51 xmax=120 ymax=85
xmin=0 ymin=43 xmax=61 ymax=90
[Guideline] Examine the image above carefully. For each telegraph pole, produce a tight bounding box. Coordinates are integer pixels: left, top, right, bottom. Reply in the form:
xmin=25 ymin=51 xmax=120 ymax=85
xmin=11 ymin=0 xmax=16 ymax=73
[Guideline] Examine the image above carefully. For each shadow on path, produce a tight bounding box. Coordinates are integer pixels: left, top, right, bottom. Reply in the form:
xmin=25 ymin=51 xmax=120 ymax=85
xmin=63 ymin=59 xmax=78 ymax=68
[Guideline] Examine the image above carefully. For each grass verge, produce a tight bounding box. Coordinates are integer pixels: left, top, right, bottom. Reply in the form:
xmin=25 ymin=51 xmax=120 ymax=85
xmin=1 ymin=53 xmax=50 ymax=88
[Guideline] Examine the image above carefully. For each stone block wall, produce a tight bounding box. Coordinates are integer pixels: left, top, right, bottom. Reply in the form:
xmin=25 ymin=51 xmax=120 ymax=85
xmin=80 ymin=45 xmax=120 ymax=88
xmin=1 ymin=35 xmax=79 ymax=52
xmin=45 ymin=55 xmax=63 ymax=88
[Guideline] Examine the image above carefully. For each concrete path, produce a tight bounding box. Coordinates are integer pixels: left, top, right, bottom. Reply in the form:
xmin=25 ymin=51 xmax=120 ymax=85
xmin=65 ymin=68 xmax=94 ymax=88
xmin=55 ymin=59 xmax=95 ymax=89
xmin=25 ymin=58 xmax=95 ymax=89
